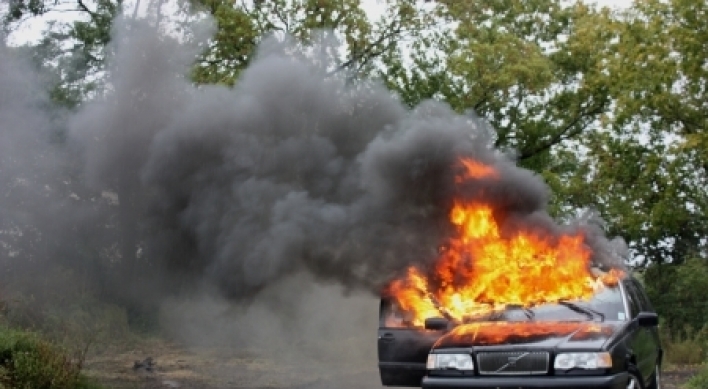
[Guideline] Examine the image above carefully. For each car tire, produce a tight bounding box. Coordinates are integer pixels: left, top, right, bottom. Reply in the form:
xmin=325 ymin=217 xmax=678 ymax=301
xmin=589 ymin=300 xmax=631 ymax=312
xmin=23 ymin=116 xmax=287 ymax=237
xmin=627 ymin=369 xmax=645 ymax=389
xmin=646 ymin=364 xmax=661 ymax=389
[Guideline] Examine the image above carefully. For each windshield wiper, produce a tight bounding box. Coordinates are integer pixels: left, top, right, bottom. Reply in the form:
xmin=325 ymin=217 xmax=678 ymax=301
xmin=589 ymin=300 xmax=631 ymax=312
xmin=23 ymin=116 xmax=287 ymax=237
xmin=557 ymin=301 xmax=605 ymax=322
xmin=505 ymin=304 xmax=535 ymax=321
xmin=521 ymin=307 xmax=535 ymax=321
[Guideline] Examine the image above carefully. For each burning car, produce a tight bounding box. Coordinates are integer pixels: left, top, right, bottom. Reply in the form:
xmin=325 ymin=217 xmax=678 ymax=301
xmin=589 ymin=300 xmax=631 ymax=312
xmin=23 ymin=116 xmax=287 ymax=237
xmin=378 ymin=272 xmax=661 ymax=389
xmin=377 ymin=158 xmax=661 ymax=389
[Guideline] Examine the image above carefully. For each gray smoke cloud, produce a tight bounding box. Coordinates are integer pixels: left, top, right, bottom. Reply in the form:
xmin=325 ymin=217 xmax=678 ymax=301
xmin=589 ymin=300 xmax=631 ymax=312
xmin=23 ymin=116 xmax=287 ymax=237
xmin=67 ymin=20 xmax=489 ymax=301
xmin=0 ymin=36 xmax=83 ymax=293
xmin=0 ymin=17 xmax=626 ymax=319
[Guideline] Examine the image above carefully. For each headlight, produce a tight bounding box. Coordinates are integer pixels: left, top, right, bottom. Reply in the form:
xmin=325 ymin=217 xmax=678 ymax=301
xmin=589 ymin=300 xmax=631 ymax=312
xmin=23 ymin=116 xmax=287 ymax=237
xmin=426 ymin=353 xmax=474 ymax=370
xmin=554 ymin=352 xmax=612 ymax=370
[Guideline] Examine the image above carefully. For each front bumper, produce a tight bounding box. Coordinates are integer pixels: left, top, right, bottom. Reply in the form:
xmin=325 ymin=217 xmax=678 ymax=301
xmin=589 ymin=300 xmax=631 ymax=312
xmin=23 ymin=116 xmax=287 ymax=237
xmin=421 ymin=372 xmax=629 ymax=389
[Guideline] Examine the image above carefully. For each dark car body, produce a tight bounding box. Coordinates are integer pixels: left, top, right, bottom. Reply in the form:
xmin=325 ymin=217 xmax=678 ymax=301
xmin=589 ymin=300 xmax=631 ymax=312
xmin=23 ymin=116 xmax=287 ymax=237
xmin=378 ymin=276 xmax=662 ymax=389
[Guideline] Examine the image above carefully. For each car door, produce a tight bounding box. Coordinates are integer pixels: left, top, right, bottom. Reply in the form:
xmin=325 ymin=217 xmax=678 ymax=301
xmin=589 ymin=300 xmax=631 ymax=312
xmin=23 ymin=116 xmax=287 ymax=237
xmin=632 ymin=279 xmax=662 ymax=367
xmin=623 ymin=279 xmax=659 ymax=383
xmin=378 ymin=297 xmax=442 ymax=387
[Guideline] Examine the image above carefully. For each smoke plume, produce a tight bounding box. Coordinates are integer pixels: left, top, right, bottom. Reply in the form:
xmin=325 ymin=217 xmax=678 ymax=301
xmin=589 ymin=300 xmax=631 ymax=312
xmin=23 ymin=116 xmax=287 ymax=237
xmin=0 ymin=17 xmax=625 ymax=324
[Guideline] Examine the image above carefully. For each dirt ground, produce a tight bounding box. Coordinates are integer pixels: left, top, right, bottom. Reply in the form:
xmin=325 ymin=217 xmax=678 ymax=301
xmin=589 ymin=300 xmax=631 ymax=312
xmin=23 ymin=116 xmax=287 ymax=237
xmin=83 ymin=339 xmax=383 ymax=389
xmin=84 ymin=340 xmax=699 ymax=389
xmin=663 ymin=365 xmax=701 ymax=389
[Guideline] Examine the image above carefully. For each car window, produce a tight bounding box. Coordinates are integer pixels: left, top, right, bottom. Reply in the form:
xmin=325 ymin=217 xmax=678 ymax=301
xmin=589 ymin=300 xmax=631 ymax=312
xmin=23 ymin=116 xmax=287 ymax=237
xmin=631 ymin=279 xmax=655 ymax=313
xmin=380 ymin=298 xmax=407 ymax=328
xmin=623 ymin=281 xmax=641 ymax=319
xmin=585 ymin=286 xmax=628 ymax=321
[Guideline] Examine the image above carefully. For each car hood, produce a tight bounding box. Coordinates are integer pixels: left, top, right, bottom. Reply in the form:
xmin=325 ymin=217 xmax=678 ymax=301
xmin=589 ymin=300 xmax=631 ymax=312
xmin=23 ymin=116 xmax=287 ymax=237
xmin=432 ymin=321 xmax=623 ymax=351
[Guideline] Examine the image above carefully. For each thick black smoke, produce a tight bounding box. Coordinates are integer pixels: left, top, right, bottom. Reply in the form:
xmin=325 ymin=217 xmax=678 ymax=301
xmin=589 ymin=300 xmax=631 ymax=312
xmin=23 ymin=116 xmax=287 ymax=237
xmin=0 ymin=18 xmax=625 ymax=313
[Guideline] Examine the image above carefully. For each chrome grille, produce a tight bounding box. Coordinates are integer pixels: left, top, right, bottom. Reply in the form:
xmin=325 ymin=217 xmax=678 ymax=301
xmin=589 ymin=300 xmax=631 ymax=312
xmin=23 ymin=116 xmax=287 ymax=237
xmin=476 ymin=351 xmax=549 ymax=375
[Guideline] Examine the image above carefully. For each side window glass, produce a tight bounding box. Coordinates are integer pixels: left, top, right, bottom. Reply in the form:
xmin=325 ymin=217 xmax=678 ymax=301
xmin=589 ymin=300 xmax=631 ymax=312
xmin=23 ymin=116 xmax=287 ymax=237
xmin=380 ymin=299 xmax=408 ymax=328
xmin=623 ymin=282 xmax=641 ymax=318
xmin=632 ymin=280 xmax=654 ymax=313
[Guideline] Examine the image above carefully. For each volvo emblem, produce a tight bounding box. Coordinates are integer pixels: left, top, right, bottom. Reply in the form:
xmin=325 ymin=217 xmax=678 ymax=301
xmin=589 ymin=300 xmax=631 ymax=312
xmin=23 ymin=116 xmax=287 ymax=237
xmin=495 ymin=352 xmax=530 ymax=373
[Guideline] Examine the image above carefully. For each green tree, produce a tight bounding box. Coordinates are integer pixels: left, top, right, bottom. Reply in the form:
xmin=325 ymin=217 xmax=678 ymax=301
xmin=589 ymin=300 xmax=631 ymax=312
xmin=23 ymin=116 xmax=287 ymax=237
xmin=643 ymin=257 xmax=708 ymax=336
xmin=4 ymin=0 xmax=427 ymax=97
xmin=4 ymin=0 xmax=120 ymax=108
xmin=190 ymin=0 xmax=426 ymax=85
xmin=561 ymin=0 xmax=708 ymax=264
xmin=382 ymin=0 xmax=615 ymax=173
xmin=563 ymin=131 xmax=708 ymax=264
xmin=605 ymin=0 xmax=708 ymax=152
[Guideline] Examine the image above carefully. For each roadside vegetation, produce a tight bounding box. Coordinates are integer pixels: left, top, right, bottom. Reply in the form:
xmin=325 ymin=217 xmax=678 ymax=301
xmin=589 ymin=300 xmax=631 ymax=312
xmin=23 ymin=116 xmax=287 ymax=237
xmin=1 ymin=0 xmax=708 ymax=386
xmin=0 ymin=325 xmax=101 ymax=389
xmin=685 ymin=366 xmax=708 ymax=389
xmin=641 ymin=257 xmax=708 ymax=384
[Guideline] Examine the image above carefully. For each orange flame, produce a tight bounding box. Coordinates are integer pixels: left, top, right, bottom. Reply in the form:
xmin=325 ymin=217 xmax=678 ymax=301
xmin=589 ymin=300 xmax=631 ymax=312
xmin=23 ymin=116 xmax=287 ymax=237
xmin=386 ymin=158 xmax=623 ymax=327
xmin=445 ymin=322 xmax=616 ymax=345
xmin=456 ymin=159 xmax=499 ymax=181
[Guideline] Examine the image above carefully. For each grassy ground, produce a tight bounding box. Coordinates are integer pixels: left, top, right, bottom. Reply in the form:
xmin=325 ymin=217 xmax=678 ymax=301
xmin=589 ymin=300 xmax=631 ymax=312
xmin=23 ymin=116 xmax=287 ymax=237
xmin=82 ymin=337 xmax=701 ymax=389
xmin=664 ymin=365 xmax=703 ymax=389
xmin=83 ymin=337 xmax=382 ymax=389
xmin=0 ymin=322 xmax=698 ymax=389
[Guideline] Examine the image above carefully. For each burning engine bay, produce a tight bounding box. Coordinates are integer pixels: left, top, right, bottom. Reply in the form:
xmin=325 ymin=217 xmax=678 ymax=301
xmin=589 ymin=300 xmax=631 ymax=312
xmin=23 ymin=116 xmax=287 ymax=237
xmin=382 ymin=157 xmax=625 ymax=332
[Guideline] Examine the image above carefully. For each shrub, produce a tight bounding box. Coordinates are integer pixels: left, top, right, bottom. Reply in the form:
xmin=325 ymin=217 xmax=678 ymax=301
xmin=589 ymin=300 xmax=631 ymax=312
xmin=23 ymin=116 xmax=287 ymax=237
xmin=644 ymin=259 xmax=708 ymax=338
xmin=1 ymin=291 xmax=135 ymax=352
xmin=661 ymin=325 xmax=708 ymax=365
xmin=0 ymin=326 xmax=101 ymax=389
xmin=684 ymin=364 xmax=708 ymax=389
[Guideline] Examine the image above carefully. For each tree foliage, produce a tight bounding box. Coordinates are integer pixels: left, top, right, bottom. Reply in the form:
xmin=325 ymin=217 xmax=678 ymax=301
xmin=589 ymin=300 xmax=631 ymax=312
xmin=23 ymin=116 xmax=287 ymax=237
xmin=381 ymin=0 xmax=616 ymax=174
xmin=190 ymin=0 xmax=426 ymax=85
xmin=644 ymin=257 xmax=708 ymax=336
xmin=559 ymin=0 xmax=708 ymax=264
xmin=4 ymin=0 xmax=120 ymax=107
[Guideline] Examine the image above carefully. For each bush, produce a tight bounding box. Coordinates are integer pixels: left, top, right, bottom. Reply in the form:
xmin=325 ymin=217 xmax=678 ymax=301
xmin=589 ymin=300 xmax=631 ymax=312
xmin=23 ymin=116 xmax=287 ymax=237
xmin=0 ymin=326 xmax=101 ymax=389
xmin=1 ymin=291 xmax=135 ymax=353
xmin=644 ymin=259 xmax=708 ymax=338
xmin=665 ymin=340 xmax=704 ymax=365
xmin=684 ymin=364 xmax=708 ymax=389
xmin=661 ymin=325 xmax=708 ymax=365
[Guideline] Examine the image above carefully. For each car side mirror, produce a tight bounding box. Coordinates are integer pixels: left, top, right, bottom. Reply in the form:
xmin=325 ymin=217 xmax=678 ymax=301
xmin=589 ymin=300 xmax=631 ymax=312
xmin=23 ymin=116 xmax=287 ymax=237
xmin=636 ymin=311 xmax=659 ymax=327
xmin=425 ymin=317 xmax=449 ymax=331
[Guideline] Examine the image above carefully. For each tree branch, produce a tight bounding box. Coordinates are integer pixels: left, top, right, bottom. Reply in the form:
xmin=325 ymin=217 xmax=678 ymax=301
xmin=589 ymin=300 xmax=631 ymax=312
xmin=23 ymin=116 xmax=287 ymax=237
xmin=271 ymin=1 xmax=290 ymax=33
xmin=331 ymin=20 xmax=403 ymax=76
xmin=76 ymin=0 xmax=99 ymax=21
xmin=517 ymin=103 xmax=604 ymax=161
xmin=495 ymin=87 xmax=524 ymax=146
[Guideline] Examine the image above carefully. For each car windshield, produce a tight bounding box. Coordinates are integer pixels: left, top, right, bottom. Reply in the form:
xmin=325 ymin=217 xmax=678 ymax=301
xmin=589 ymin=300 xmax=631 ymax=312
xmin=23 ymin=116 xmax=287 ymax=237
xmin=465 ymin=286 xmax=627 ymax=323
